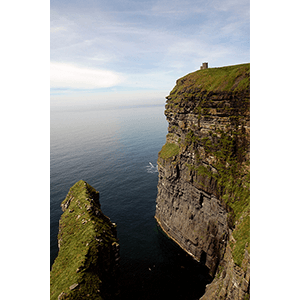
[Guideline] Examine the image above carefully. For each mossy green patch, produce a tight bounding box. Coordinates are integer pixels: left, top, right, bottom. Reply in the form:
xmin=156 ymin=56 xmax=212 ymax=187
xmin=158 ymin=143 xmax=180 ymax=159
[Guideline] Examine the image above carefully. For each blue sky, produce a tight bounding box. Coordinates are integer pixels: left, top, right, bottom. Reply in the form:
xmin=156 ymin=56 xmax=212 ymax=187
xmin=50 ymin=0 xmax=250 ymax=107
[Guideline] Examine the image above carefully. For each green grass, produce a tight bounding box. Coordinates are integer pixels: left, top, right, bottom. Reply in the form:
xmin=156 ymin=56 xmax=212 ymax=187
xmin=232 ymin=215 xmax=250 ymax=267
xmin=170 ymin=63 xmax=250 ymax=97
xmin=158 ymin=143 xmax=180 ymax=159
xmin=50 ymin=180 xmax=118 ymax=300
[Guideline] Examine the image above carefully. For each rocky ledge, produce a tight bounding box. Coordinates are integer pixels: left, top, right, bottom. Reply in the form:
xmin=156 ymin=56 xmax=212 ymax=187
xmin=155 ymin=63 xmax=250 ymax=299
xmin=50 ymin=180 xmax=120 ymax=300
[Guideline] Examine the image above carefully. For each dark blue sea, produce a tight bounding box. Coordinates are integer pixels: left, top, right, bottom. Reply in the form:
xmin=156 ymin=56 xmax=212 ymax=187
xmin=50 ymin=104 xmax=211 ymax=300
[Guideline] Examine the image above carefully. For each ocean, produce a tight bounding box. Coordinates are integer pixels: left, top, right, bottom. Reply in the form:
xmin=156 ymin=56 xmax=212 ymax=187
xmin=50 ymin=104 xmax=211 ymax=300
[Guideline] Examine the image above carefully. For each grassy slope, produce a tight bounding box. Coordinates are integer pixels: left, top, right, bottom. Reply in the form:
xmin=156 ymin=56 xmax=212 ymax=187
xmin=50 ymin=180 xmax=118 ymax=300
xmin=172 ymin=63 xmax=250 ymax=95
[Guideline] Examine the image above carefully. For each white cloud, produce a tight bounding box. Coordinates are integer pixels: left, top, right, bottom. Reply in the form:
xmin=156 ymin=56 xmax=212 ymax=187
xmin=50 ymin=62 xmax=124 ymax=89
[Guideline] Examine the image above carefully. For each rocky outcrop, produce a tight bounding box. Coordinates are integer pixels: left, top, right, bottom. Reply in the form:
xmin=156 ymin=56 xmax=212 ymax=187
xmin=50 ymin=180 xmax=120 ymax=300
xmin=155 ymin=64 xmax=250 ymax=299
xmin=200 ymin=230 xmax=250 ymax=300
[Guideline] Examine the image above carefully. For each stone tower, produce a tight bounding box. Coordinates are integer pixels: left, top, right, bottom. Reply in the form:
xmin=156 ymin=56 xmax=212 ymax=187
xmin=200 ymin=62 xmax=208 ymax=70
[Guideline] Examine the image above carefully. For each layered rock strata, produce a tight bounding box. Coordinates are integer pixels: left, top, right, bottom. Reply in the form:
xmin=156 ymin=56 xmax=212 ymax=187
xmin=50 ymin=180 xmax=120 ymax=300
xmin=155 ymin=64 xmax=250 ymax=299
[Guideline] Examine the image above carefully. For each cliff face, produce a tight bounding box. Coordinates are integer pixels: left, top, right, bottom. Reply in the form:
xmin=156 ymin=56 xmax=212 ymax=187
xmin=155 ymin=64 xmax=250 ymax=299
xmin=50 ymin=180 xmax=120 ymax=300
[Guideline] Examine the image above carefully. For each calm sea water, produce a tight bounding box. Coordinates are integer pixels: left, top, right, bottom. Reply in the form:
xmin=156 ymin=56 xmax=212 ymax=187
xmin=50 ymin=104 xmax=211 ymax=300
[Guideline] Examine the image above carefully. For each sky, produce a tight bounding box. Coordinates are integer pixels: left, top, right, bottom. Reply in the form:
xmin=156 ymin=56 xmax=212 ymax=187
xmin=50 ymin=0 xmax=250 ymax=108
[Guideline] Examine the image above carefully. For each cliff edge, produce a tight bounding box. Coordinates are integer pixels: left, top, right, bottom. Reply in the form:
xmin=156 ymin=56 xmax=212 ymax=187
xmin=50 ymin=180 xmax=120 ymax=300
xmin=155 ymin=63 xmax=250 ymax=299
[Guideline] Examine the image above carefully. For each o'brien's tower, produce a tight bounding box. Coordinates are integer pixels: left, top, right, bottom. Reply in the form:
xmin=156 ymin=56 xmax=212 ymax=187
xmin=200 ymin=62 xmax=208 ymax=70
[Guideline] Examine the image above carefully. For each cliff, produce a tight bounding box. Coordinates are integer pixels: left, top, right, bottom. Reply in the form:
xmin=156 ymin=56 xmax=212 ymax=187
xmin=155 ymin=63 xmax=250 ymax=299
xmin=50 ymin=180 xmax=120 ymax=300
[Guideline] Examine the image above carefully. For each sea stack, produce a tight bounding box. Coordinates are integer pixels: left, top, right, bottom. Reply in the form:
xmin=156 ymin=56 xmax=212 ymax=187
xmin=155 ymin=64 xmax=250 ymax=299
xmin=50 ymin=180 xmax=120 ymax=300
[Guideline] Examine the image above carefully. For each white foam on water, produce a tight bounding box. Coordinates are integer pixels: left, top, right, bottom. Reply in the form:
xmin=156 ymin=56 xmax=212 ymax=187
xmin=146 ymin=162 xmax=158 ymax=173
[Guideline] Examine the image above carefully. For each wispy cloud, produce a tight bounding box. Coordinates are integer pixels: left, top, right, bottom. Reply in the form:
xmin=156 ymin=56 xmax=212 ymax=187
xmin=50 ymin=26 xmax=66 ymax=33
xmin=50 ymin=62 xmax=124 ymax=89
xmin=150 ymin=0 xmax=206 ymax=16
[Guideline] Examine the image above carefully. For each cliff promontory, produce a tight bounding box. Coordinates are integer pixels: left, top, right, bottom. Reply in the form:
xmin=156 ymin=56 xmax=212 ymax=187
xmin=155 ymin=63 xmax=250 ymax=299
xmin=50 ymin=180 xmax=120 ymax=300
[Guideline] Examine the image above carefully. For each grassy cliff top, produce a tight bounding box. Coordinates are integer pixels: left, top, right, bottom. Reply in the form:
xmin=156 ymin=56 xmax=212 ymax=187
xmin=50 ymin=180 xmax=118 ymax=300
xmin=170 ymin=63 xmax=250 ymax=96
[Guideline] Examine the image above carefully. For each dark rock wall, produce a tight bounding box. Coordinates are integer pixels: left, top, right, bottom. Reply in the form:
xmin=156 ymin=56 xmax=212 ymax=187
xmin=155 ymin=64 xmax=250 ymax=299
xmin=155 ymin=161 xmax=229 ymax=275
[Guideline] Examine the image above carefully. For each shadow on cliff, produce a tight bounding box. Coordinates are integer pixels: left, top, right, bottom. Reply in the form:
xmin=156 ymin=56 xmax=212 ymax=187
xmin=118 ymin=224 xmax=212 ymax=300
